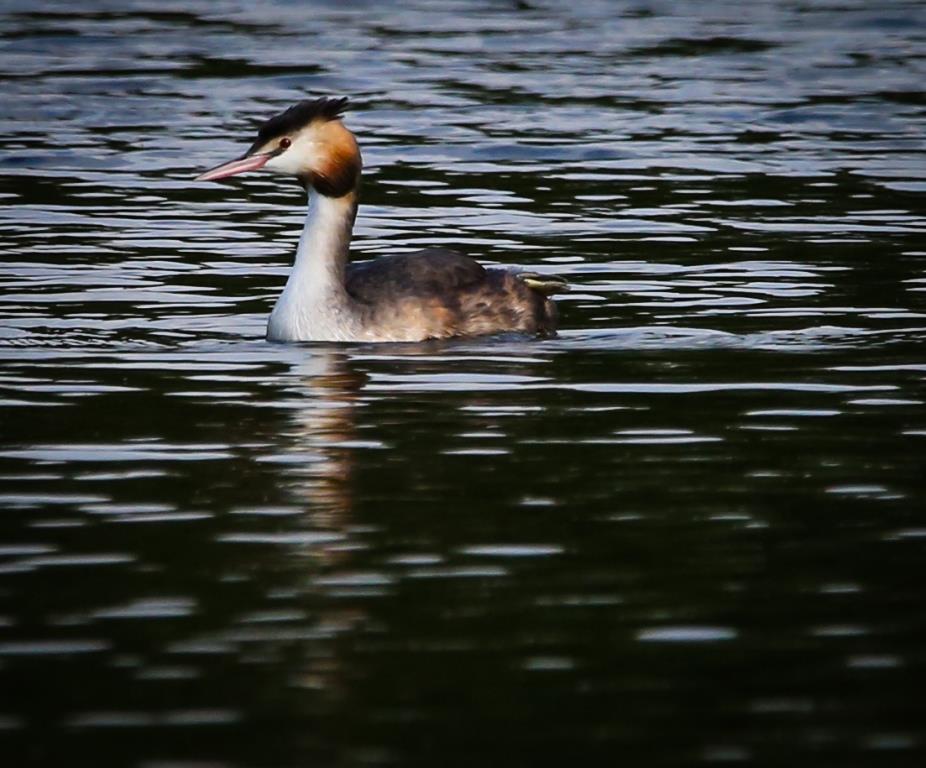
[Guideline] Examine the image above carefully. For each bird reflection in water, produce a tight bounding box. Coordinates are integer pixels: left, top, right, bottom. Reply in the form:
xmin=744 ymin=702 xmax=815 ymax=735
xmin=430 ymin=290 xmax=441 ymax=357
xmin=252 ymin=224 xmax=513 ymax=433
xmin=287 ymin=348 xmax=366 ymax=531
xmin=275 ymin=348 xmax=372 ymax=697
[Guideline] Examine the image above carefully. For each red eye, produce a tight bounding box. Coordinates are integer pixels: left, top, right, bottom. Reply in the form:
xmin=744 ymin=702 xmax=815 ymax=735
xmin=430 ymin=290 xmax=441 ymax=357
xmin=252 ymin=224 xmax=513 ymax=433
xmin=279 ymin=137 xmax=292 ymax=149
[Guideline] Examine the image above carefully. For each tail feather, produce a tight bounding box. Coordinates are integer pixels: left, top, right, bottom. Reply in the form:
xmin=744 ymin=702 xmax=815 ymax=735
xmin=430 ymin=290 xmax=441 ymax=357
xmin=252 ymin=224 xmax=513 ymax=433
xmin=518 ymin=272 xmax=569 ymax=296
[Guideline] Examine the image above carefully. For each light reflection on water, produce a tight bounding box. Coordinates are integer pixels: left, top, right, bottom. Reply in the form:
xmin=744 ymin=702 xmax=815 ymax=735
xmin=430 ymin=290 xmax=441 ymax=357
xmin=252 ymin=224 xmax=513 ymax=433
xmin=1 ymin=0 xmax=925 ymax=765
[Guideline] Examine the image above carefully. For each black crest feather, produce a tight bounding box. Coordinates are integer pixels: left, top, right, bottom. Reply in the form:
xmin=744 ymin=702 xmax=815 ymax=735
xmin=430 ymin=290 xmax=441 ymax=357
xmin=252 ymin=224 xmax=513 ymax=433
xmin=249 ymin=97 xmax=349 ymax=150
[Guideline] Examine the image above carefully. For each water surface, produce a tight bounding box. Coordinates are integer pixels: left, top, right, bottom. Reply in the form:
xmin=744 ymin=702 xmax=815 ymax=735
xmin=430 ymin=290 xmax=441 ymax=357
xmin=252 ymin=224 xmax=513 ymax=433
xmin=1 ymin=1 xmax=925 ymax=766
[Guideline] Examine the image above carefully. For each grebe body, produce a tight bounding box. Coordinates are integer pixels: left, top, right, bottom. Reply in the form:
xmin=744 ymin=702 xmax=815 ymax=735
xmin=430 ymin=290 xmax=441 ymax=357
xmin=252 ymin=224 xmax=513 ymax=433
xmin=197 ymin=98 xmax=565 ymax=343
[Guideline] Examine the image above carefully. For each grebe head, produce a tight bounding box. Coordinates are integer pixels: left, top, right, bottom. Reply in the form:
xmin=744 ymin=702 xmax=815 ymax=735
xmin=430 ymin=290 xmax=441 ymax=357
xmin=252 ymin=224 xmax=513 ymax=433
xmin=196 ymin=96 xmax=361 ymax=197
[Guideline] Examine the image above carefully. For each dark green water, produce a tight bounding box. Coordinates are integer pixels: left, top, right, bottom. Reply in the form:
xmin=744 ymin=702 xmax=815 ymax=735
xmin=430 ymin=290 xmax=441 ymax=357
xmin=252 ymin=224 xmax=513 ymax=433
xmin=1 ymin=1 xmax=925 ymax=765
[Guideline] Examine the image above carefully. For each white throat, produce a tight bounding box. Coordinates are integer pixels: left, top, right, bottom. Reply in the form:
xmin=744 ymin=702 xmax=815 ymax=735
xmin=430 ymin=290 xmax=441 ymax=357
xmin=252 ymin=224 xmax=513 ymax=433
xmin=267 ymin=188 xmax=360 ymax=341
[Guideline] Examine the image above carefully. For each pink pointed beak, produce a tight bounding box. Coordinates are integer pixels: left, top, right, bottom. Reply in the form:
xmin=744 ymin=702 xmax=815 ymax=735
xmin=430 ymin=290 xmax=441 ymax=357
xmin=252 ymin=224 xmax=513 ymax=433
xmin=195 ymin=152 xmax=271 ymax=182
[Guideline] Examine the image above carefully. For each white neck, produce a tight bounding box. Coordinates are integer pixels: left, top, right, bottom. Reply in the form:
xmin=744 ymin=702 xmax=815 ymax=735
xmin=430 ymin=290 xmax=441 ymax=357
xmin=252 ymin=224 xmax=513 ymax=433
xmin=267 ymin=188 xmax=361 ymax=341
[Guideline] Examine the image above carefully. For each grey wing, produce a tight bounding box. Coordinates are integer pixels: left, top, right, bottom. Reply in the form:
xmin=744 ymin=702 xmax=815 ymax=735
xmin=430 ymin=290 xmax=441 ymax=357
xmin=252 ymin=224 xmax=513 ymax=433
xmin=345 ymin=248 xmax=487 ymax=304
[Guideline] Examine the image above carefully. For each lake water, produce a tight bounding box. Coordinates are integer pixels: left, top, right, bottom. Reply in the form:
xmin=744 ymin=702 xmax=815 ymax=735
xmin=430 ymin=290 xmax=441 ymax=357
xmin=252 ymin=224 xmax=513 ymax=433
xmin=1 ymin=1 xmax=925 ymax=765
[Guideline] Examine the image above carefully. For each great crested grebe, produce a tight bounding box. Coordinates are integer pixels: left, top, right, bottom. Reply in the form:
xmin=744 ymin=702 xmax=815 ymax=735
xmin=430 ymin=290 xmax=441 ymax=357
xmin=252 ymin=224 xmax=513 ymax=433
xmin=196 ymin=97 xmax=567 ymax=343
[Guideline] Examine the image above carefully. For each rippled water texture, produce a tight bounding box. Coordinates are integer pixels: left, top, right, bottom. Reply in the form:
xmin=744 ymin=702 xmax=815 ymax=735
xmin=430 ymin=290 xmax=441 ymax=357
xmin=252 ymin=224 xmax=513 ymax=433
xmin=1 ymin=1 xmax=925 ymax=765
